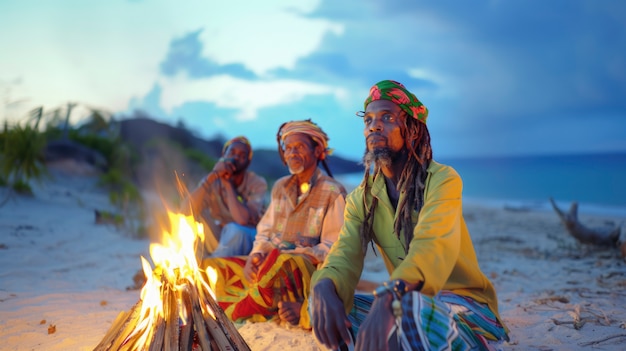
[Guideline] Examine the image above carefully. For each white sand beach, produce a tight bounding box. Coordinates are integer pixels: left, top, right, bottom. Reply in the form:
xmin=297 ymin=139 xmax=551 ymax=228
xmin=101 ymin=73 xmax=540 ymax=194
xmin=1 ymin=164 xmax=625 ymax=351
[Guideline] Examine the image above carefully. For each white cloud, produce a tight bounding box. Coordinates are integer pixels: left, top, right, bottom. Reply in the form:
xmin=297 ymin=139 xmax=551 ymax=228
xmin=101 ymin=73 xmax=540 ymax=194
xmin=197 ymin=2 xmax=343 ymax=74
xmin=0 ymin=0 xmax=343 ymax=123
xmin=158 ymin=74 xmax=345 ymax=121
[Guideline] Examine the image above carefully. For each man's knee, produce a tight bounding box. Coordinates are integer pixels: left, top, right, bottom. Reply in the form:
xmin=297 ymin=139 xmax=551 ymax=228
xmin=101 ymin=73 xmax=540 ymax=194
xmin=214 ymin=223 xmax=255 ymax=256
xmin=221 ymin=223 xmax=255 ymax=241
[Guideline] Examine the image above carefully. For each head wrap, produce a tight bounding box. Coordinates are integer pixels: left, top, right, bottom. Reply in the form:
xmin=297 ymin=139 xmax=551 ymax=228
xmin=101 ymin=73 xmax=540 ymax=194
xmin=276 ymin=119 xmax=332 ymax=162
xmin=222 ymin=135 xmax=253 ymax=160
xmin=363 ymin=80 xmax=429 ymax=124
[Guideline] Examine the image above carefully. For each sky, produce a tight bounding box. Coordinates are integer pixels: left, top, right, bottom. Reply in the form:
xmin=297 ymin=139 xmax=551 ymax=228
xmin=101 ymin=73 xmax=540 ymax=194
xmin=1 ymin=0 xmax=625 ymax=162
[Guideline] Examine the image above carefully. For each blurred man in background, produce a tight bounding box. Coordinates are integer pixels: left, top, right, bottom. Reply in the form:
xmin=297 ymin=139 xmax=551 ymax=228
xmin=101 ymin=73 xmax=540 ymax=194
xmin=182 ymin=136 xmax=267 ymax=257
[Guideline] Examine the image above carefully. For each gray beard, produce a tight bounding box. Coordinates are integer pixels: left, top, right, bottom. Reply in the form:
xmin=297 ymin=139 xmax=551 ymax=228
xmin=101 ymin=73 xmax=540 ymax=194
xmin=363 ymin=147 xmax=393 ymax=171
xmin=288 ymin=164 xmax=305 ymax=175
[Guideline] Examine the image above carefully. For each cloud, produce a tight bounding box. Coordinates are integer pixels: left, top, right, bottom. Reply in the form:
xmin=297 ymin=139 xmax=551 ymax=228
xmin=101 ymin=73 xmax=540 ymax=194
xmin=160 ymin=29 xmax=257 ymax=80
xmin=2 ymin=0 xmax=625 ymax=159
xmin=157 ymin=75 xmax=347 ymax=121
xmin=192 ymin=3 xmax=343 ymax=75
xmin=0 ymin=0 xmax=342 ymax=121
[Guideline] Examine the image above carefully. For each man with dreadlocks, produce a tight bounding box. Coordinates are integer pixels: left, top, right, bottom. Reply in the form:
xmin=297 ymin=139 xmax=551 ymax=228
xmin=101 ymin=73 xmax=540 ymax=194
xmin=203 ymin=119 xmax=346 ymax=329
xmin=182 ymin=136 xmax=267 ymax=257
xmin=310 ymin=80 xmax=509 ymax=351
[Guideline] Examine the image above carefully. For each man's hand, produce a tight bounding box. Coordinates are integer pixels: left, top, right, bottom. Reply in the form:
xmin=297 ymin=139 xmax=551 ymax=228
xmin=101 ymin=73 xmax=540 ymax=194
xmin=213 ymin=158 xmax=236 ymax=180
xmin=354 ymin=294 xmax=395 ymax=351
xmin=311 ymin=279 xmax=351 ymax=351
xmin=243 ymin=252 xmax=265 ymax=282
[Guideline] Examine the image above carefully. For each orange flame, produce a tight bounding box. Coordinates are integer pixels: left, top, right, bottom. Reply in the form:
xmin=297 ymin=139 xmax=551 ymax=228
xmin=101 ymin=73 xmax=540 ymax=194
xmin=125 ymin=211 xmax=219 ymax=348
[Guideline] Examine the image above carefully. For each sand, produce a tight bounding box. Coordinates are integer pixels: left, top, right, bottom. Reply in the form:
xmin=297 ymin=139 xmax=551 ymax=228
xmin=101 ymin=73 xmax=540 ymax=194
xmin=1 ymin=165 xmax=625 ymax=351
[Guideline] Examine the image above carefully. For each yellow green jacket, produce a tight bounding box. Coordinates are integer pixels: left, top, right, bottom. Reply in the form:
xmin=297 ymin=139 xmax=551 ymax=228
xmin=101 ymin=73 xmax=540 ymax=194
xmin=312 ymin=160 xmax=506 ymax=328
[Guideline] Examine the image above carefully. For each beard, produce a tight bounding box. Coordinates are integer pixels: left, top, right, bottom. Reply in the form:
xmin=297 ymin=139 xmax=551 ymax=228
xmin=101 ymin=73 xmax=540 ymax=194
xmin=286 ymin=157 xmax=305 ymax=175
xmin=287 ymin=164 xmax=305 ymax=175
xmin=231 ymin=160 xmax=249 ymax=176
xmin=362 ymin=147 xmax=394 ymax=170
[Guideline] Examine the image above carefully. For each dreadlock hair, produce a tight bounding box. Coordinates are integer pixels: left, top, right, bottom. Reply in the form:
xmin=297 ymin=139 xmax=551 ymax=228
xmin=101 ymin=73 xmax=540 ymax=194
xmin=359 ymin=113 xmax=433 ymax=254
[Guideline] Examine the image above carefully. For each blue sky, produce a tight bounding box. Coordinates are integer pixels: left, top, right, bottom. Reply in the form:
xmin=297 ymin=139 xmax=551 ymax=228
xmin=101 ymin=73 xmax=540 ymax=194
xmin=1 ymin=0 xmax=625 ymax=162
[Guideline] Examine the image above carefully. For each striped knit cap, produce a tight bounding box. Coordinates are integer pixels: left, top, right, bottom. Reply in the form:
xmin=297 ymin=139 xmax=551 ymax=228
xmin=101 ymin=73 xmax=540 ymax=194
xmin=276 ymin=119 xmax=332 ymax=163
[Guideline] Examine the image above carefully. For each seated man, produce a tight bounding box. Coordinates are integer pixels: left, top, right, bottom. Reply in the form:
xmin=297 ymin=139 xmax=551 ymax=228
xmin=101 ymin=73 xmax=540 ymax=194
xmin=203 ymin=119 xmax=346 ymax=329
xmin=182 ymin=136 xmax=267 ymax=257
xmin=310 ymin=80 xmax=510 ymax=350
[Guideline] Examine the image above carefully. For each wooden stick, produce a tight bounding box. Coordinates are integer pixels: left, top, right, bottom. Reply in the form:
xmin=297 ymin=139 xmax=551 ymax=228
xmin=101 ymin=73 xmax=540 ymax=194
xmin=129 ymin=275 xmax=169 ymax=351
xmin=120 ymin=273 xmax=167 ymax=351
xmin=148 ymin=314 xmax=166 ymax=351
xmin=197 ymin=287 xmax=237 ymax=351
xmin=119 ymin=312 xmax=153 ymax=351
xmin=579 ymin=333 xmax=626 ymax=347
xmin=180 ymin=287 xmax=195 ymax=351
xmin=198 ymin=281 xmax=251 ymax=351
xmin=550 ymin=197 xmax=620 ymax=246
xmin=204 ymin=316 xmax=236 ymax=351
xmin=93 ymin=300 xmax=141 ymax=351
xmin=187 ymin=286 xmax=213 ymax=351
xmin=93 ymin=310 xmax=129 ymax=351
xmin=163 ymin=285 xmax=180 ymax=351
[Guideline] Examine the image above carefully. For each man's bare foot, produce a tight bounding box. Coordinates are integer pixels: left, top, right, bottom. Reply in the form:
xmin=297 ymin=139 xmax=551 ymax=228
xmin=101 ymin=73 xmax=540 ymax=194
xmin=277 ymin=301 xmax=302 ymax=326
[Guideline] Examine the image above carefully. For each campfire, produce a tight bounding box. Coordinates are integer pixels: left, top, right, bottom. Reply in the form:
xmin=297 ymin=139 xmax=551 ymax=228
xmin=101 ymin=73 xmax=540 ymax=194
xmin=94 ymin=211 xmax=250 ymax=351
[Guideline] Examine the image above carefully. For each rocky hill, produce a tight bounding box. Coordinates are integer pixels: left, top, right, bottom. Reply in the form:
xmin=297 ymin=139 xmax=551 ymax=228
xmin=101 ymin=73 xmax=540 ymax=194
xmin=117 ymin=117 xmax=362 ymax=188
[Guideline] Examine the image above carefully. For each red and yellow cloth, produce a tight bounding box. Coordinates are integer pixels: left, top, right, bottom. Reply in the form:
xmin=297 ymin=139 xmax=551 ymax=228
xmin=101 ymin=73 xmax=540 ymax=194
xmin=203 ymin=248 xmax=316 ymax=329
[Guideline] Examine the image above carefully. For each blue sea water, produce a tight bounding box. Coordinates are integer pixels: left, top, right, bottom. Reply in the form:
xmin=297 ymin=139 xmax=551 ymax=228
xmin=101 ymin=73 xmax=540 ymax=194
xmin=336 ymin=152 xmax=626 ymax=217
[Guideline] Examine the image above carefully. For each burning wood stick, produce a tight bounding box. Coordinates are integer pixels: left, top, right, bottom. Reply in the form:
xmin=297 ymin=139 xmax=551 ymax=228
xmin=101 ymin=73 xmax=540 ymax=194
xmin=148 ymin=315 xmax=166 ymax=351
xmin=93 ymin=301 xmax=141 ymax=351
xmin=198 ymin=281 xmax=250 ymax=351
xmin=200 ymin=298 xmax=237 ymax=351
xmin=186 ymin=285 xmax=213 ymax=351
xmin=179 ymin=291 xmax=195 ymax=351
xmin=163 ymin=285 xmax=180 ymax=351
xmin=94 ymin=211 xmax=252 ymax=351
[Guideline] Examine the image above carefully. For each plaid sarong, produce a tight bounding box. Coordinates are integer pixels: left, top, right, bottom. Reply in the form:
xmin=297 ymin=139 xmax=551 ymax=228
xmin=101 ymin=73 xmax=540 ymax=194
xmin=348 ymin=291 xmax=508 ymax=351
xmin=203 ymin=248 xmax=316 ymax=328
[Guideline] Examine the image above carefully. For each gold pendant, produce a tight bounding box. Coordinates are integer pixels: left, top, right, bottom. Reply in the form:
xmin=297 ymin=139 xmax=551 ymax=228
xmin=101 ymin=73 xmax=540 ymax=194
xmin=300 ymin=182 xmax=310 ymax=194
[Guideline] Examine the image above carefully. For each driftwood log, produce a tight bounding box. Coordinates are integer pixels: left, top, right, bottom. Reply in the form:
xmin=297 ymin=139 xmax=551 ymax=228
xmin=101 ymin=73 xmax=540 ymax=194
xmin=549 ymin=197 xmax=621 ymax=247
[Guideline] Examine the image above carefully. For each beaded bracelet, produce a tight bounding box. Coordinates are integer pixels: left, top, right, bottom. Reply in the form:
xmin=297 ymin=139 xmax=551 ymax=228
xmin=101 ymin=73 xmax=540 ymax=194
xmin=372 ymin=280 xmax=408 ymax=299
xmin=372 ymin=280 xmax=411 ymax=318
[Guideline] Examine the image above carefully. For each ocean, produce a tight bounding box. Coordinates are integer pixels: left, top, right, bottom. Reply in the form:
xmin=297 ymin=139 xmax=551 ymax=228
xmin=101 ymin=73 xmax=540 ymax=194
xmin=335 ymin=152 xmax=626 ymax=217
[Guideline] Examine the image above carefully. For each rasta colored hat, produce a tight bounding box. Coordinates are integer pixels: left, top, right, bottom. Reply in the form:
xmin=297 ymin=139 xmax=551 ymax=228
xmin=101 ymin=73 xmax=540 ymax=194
xmin=363 ymin=80 xmax=429 ymax=124
xmin=222 ymin=136 xmax=253 ymax=160
xmin=276 ymin=119 xmax=332 ymax=162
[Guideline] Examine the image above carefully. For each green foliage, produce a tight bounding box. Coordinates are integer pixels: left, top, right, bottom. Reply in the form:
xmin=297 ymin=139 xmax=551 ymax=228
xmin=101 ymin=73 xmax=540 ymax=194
xmin=96 ymin=210 xmax=125 ymax=226
xmin=1 ymin=105 xmax=149 ymax=237
xmin=0 ymin=109 xmax=48 ymax=205
xmin=67 ymin=131 xmax=118 ymax=166
xmin=59 ymin=109 xmax=146 ymax=237
xmin=11 ymin=179 xmax=34 ymax=196
xmin=78 ymin=110 xmax=112 ymax=135
xmin=97 ymin=145 xmax=145 ymax=238
xmin=1 ymin=124 xmax=47 ymax=181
